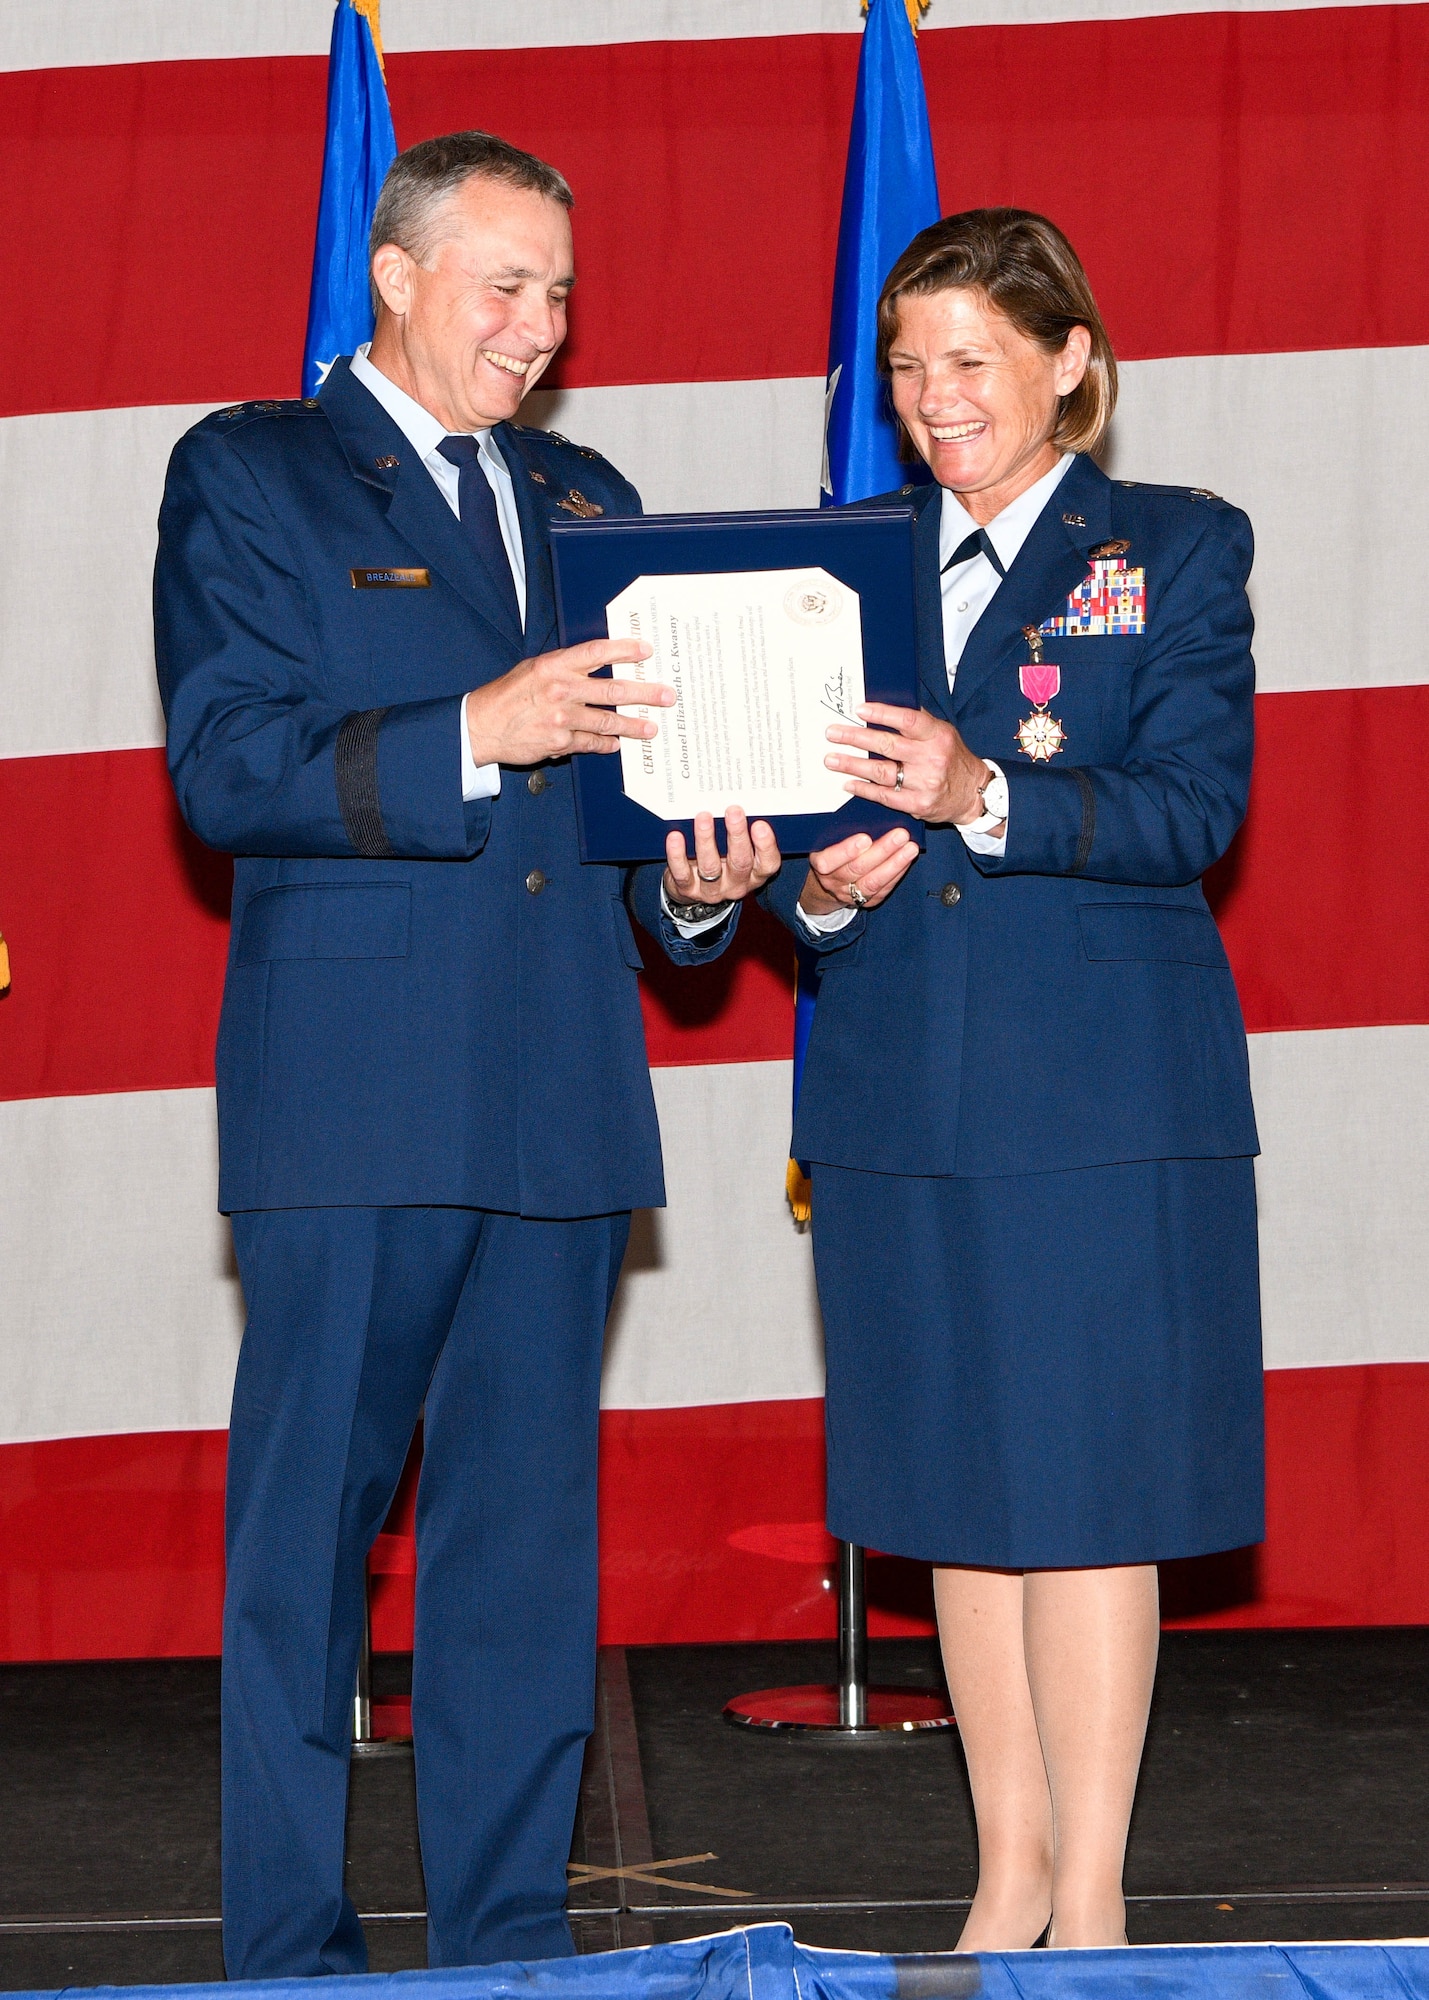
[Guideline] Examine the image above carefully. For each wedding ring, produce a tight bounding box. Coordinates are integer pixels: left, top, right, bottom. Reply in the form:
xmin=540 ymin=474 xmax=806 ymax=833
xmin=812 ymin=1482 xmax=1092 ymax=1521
xmin=697 ymin=870 xmax=723 ymax=883
xmin=848 ymin=882 xmax=869 ymax=908
xmin=893 ymin=763 xmax=905 ymax=791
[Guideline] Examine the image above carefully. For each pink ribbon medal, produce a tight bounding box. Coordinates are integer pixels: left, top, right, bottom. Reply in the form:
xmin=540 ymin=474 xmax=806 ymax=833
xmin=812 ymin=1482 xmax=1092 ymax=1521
xmin=1015 ymin=627 xmax=1068 ymax=762
xmin=1020 ymin=661 xmax=1061 ymax=708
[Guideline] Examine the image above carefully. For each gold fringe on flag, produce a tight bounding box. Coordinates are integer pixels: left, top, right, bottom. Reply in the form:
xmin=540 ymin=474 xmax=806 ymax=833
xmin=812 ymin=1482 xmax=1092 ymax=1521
xmin=786 ymin=1155 xmax=812 ymax=1226
xmin=862 ymin=0 xmax=932 ymax=29
xmin=0 ymin=931 xmax=10 ymax=997
xmin=352 ymin=0 xmax=386 ymax=74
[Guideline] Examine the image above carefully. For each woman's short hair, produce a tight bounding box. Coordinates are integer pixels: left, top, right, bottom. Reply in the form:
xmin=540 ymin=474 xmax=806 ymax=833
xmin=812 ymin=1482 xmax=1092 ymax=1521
xmin=876 ymin=208 xmax=1117 ymax=456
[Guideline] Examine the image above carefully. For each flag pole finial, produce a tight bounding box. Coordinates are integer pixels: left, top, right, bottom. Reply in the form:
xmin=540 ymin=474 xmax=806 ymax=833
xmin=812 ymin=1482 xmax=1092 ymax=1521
xmin=351 ymin=0 xmax=385 ymax=74
xmin=862 ymin=0 xmax=931 ymax=29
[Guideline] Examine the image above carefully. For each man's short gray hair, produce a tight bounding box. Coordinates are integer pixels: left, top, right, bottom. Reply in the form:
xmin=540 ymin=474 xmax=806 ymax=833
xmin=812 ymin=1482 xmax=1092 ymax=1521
xmin=368 ymin=131 xmax=574 ymax=309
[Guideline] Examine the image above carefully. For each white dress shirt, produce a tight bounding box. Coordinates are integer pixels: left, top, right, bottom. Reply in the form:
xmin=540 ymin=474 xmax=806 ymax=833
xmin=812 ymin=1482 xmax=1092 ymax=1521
xmin=797 ymin=453 xmax=1076 ymax=935
xmin=938 ymin=453 xmax=1074 ymax=690
xmin=350 ymin=347 xmax=725 ymax=943
xmin=349 ymin=342 xmax=521 ymax=803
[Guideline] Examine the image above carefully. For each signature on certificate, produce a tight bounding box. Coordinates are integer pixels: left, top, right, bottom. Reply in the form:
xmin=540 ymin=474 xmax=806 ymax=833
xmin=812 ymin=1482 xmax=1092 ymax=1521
xmin=821 ymin=667 xmax=859 ymax=723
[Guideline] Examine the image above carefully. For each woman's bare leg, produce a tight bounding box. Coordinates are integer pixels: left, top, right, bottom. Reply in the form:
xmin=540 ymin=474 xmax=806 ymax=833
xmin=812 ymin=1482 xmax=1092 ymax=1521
xmin=933 ymin=1567 xmax=1053 ymax=1950
xmin=1023 ymin=1564 xmax=1160 ymax=1947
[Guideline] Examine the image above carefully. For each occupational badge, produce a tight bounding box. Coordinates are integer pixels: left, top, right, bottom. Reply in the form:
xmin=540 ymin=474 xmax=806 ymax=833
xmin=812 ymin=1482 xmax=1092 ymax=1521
xmin=1040 ymin=553 xmax=1145 ymax=635
xmin=557 ymin=489 xmax=604 ymax=517
xmin=1015 ymin=627 xmax=1067 ymax=762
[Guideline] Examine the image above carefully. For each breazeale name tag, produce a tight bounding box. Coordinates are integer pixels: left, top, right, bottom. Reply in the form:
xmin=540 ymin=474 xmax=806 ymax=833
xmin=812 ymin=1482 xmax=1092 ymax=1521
xmin=350 ymin=566 xmax=430 ymax=589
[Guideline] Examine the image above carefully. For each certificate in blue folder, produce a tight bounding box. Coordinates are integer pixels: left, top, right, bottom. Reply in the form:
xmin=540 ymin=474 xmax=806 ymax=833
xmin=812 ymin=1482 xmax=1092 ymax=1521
xmin=549 ymin=505 xmax=922 ymax=864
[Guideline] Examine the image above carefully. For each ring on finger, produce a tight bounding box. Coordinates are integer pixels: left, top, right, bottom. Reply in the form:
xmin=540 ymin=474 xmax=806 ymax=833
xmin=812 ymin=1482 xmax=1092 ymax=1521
xmin=698 ymin=870 xmax=723 ymax=884
xmin=848 ymin=881 xmax=869 ymax=908
xmin=893 ymin=762 xmax=905 ymax=792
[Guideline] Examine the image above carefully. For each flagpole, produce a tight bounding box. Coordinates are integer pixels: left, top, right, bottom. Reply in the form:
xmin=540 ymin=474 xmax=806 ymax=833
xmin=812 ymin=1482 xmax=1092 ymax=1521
xmin=298 ymin=0 xmax=407 ymax=1752
xmin=726 ymin=0 xmax=953 ymax=1741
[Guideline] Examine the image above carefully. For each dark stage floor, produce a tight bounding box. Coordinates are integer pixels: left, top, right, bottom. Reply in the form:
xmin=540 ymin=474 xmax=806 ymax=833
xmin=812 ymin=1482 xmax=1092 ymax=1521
xmin=2 ymin=1632 xmax=1427 ymax=1989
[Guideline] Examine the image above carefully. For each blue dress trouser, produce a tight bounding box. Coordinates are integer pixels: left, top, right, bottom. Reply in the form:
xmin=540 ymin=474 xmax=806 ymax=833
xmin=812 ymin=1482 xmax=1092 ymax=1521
xmin=222 ymin=1204 xmax=630 ymax=1979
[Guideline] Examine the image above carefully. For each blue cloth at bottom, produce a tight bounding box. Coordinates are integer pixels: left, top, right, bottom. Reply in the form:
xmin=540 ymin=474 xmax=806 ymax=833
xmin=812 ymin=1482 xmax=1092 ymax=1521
xmin=13 ymin=1924 xmax=1429 ymax=2000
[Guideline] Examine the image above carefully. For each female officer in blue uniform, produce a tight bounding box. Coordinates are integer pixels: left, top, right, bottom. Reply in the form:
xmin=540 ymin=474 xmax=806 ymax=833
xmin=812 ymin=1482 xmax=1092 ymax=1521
xmin=762 ymin=210 xmax=1263 ymax=1953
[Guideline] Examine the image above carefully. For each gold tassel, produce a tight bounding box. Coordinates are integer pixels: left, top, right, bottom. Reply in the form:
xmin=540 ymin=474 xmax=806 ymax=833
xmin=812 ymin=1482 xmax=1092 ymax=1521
xmin=786 ymin=1155 xmax=812 ymax=1226
xmin=351 ymin=0 xmax=385 ymax=75
xmin=861 ymin=0 xmax=932 ymax=29
xmin=0 ymin=931 xmax=10 ymax=997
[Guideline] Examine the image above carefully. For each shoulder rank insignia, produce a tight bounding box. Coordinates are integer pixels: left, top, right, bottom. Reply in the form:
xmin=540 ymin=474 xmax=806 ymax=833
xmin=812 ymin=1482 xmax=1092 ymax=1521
xmin=1117 ymin=479 xmax=1224 ymax=504
xmin=557 ymin=489 xmax=604 ymax=517
xmin=216 ymin=398 xmax=309 ymax=422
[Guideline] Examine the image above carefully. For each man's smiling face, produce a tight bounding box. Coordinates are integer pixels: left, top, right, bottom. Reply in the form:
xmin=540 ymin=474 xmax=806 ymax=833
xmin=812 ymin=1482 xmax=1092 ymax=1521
xmin=370 ymin=175 xmax=574 ymax=431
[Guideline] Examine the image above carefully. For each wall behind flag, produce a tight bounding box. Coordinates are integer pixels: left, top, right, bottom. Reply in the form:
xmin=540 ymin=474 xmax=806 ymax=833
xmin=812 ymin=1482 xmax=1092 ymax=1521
xmin=1 ymin=0 xmax=1427 ymax=1659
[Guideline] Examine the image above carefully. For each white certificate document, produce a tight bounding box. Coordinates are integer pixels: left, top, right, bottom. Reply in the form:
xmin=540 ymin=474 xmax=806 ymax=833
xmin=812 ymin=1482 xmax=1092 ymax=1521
xmin=608 ymin=566 xmax=865 ymax=821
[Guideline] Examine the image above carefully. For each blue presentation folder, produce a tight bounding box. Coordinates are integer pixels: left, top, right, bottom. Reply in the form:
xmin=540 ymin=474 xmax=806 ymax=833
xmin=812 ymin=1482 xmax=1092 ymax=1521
xmin=549 ymin=505 xmax=923 ymax=864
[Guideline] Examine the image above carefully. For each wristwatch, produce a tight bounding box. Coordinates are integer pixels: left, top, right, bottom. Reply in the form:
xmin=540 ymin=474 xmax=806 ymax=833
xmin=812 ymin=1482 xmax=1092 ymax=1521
xmin=666 ymin=897 xmax=734 ymax=925
xmin=961 ymin=760 xmax=1008 ymax=835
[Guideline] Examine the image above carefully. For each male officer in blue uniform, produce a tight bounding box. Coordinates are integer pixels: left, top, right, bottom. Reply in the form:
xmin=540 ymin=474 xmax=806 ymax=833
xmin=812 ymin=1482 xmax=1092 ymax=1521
xmin=154 ymin=132 xmax=772 ymax=1979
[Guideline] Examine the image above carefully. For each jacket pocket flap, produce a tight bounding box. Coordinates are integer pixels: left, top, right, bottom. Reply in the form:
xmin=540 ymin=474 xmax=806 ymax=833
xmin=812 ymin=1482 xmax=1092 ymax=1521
xmin=236 ymin=884 xmax=411 ymax=965
xmin=1078 ymin=902 xmax=1228 ymax=968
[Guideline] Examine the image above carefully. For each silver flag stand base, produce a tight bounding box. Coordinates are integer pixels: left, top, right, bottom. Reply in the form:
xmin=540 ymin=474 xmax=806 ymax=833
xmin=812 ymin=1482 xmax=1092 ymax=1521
xmin=352 ymin=1574 xmax=413 ymax=1759
xmin=724 ymin=1541 xmax=956 ymax=1741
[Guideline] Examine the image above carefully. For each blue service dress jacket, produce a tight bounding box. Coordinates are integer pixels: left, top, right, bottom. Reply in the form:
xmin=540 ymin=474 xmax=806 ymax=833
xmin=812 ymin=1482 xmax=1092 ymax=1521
xmin=154 ymin=357 xmax=725 ymax=1218
xmin=761 ymin=451 xmax=1260 ymax=1177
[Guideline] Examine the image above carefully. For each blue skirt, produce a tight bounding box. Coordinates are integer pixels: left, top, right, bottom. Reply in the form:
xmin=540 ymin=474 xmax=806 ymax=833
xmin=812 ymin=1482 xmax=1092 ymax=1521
xmin=812 ymin=1157 xmax=1265 ymax=1569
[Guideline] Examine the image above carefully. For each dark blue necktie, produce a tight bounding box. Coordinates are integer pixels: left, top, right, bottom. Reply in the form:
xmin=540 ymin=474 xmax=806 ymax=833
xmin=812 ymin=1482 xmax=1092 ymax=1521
xmin=941 ymin=528 xmax=1006 ymax=578
xmin=436 ymin=435 xmax=523 ymax=634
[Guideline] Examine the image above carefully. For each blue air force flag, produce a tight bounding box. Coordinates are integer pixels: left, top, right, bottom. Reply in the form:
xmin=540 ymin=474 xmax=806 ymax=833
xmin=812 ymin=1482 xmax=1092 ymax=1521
xmin=820 ymin=0 xmax=942 ymax=509
xmin=791 ymin=0 xmax=941 ymax=1217
xmin=302 ymin=0 xmax=397 ymax=398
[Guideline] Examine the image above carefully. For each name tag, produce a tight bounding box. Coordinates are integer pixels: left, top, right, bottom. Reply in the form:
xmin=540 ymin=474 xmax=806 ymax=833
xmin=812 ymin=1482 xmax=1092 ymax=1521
xmin=350 ymin=566 xmax=430 ymax=589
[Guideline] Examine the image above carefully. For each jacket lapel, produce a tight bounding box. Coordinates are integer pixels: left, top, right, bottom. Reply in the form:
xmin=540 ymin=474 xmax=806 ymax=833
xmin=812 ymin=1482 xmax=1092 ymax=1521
xmin=908 ymin=484 xmax=955 ymax=721
xmin=319 ymin=357 xmax=525 ymax=654
xmin=496 ymin=424 xmax=558 ymax=656
xmin=948 ymin=454 xmax=1113 ymax=720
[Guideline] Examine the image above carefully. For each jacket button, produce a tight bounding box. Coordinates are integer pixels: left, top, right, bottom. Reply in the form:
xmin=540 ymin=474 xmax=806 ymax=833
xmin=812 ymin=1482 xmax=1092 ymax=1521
xmin=525 ymin=869 xmax=547 ymax=895
xmin=527 ymin=770 xmax=548 ymax=795
xmin=940 ymin=882 xmax=961 ymax=907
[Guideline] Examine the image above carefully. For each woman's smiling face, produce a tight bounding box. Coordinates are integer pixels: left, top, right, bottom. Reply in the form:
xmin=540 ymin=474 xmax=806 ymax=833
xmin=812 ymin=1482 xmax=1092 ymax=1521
xmin=887 ymin=286 xmax=1090 ymax=520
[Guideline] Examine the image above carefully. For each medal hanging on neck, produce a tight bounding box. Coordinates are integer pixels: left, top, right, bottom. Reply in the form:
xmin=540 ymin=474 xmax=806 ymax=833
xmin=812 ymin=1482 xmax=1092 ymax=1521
xmin=1014 ymin=626 xmax=1067 ymax=761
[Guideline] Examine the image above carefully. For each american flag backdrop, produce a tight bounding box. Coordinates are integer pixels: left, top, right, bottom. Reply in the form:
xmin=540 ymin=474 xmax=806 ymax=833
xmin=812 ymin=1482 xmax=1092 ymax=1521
xmin=2 ymin=0 xmax=1427 ymax=1661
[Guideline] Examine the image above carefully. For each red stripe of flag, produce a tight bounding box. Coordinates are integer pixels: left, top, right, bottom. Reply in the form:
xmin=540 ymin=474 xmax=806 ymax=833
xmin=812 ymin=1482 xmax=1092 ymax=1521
xmin=2 ymin=5 xmax=1427 ymax=418
xmin=5 ymin=1360 xmax=1429 ymax=1660
xmin=0 ymin=686 xmax=1425 ymax=1104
